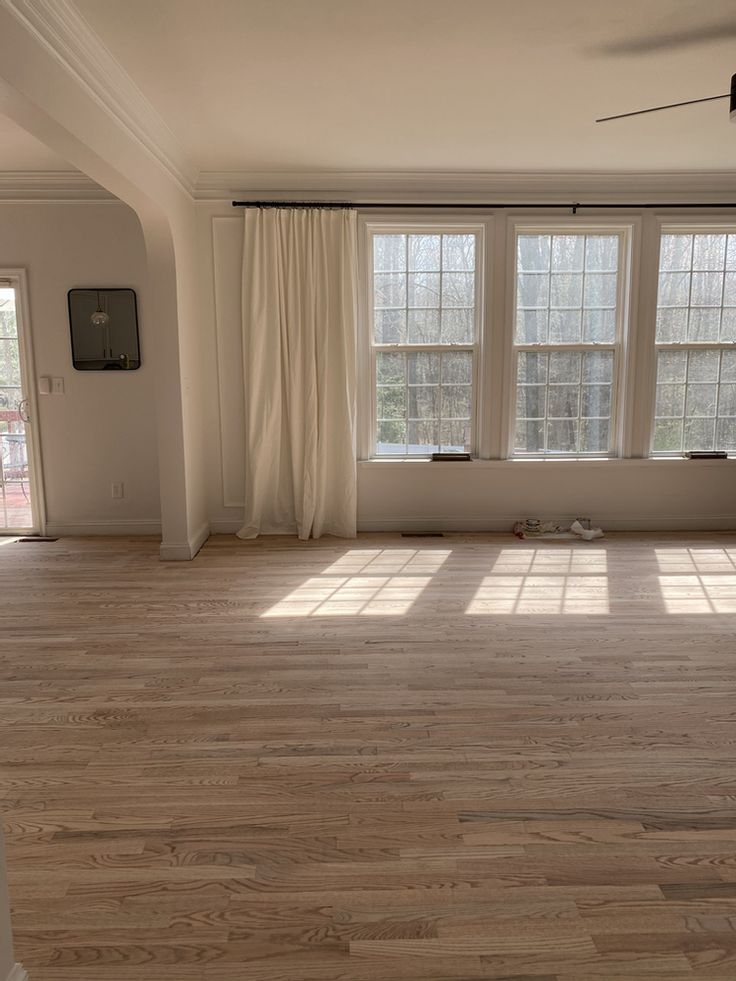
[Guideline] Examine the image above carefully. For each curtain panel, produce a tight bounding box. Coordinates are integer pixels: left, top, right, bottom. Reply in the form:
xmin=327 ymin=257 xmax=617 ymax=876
xmin=237 ymin=207 xmax=358 ymax=541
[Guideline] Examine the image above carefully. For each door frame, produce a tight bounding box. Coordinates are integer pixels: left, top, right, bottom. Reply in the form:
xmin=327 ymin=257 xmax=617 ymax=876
xmin=0 ymin=268 xmax=46 ymax=535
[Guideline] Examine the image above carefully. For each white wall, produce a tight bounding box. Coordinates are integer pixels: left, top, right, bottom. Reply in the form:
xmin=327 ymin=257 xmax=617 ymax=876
xmin=199 ymin=200 xmax=736 ymax=535
xmin=0 ymin=200 xmax=160 ymax=534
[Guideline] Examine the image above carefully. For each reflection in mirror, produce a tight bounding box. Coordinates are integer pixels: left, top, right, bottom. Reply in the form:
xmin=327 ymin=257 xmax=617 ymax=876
xmin=68 ymin=288 xmax=140 ymax=370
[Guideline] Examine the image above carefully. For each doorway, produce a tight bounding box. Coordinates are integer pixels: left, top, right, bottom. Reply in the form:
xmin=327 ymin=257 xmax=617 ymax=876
xmin=0 ymin=271 xmax=44 ymax=534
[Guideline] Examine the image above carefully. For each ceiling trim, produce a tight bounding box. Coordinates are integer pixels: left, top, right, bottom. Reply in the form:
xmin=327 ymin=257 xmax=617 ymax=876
xmin=1 ymin=0 xmax=198 ymax=194
xmin=0 ymin=170 xmax=112 ymax=198
xmin=195 ymin=169 xmax=736 ymax=201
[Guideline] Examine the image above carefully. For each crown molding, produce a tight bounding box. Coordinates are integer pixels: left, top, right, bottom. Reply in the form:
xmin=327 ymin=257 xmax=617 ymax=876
xmin=195 ymin=169 xmax=736 ymax=201
xmin=0 ymin=0 xmax=198 ymax=195
xmin=0 ymin=169 xmax=112 ymax=198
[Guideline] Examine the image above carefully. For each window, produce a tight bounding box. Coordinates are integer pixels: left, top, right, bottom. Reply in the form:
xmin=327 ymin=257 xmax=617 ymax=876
xmin=512 ymin=231 xmax=625 ymax=456
xmin=652 ymin=232 xmax=736 ymax=455
xmin=370 ymin=229 xmax=479 ymax=456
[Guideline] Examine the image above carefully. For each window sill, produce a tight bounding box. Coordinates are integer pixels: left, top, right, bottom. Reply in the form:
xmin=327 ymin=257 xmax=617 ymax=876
xmin=359 ymin=456 xmax=736 ymax=469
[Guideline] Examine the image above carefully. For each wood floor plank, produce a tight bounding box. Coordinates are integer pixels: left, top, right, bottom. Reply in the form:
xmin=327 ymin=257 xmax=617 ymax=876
xmin=4 ymin=531 xmax=736 ymax=978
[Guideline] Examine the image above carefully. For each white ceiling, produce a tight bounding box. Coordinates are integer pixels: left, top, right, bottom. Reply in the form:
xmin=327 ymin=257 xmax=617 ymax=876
xmin=73 ymin=0 xmax=736 ymax=174
xmin=4 ymin=0 xmax=736 ymax=176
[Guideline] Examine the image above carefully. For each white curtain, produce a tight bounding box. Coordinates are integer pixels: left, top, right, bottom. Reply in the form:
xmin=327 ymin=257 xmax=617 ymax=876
xmin=237 ymin=207 xmax=358 ymax=541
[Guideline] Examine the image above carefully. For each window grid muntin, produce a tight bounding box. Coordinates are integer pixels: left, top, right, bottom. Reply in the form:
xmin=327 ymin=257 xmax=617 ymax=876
xmin=371 ymin=229 xmax=480 ymax=457
xmin=512 ymin=231 xmax=624 ymax=458
xmin=653 ymin=231 xmax=736 ymax=456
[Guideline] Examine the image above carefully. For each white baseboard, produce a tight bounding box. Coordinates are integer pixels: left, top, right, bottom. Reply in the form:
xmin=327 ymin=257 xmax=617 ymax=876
xmin=5 ymin=964 xmax=28 ymax=981
xmin=209 ymin=514 xmax=736 ymax=536
xmin=159 ymin=520 xmax=210 ymax=561
xmin=45 ymin=519 xmax=161 ymax=536
xmin=356 ymin=513 xmax=736 ymax=533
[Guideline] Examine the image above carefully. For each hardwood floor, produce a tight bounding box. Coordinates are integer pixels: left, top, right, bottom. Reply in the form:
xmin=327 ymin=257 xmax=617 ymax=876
xmin=3 ymin=531 xmax=736 ymax=980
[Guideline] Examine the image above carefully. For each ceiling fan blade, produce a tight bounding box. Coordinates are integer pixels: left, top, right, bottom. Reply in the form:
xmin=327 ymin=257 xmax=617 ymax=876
xmin=596 ymin=92 xmax=729 ymax=123
xmin=597 ymin=21 xmax=736 ymax=55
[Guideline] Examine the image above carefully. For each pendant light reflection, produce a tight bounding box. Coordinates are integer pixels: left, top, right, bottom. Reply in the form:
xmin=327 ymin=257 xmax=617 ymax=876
xmin=90 ymin=290 xmax=110 ymax=328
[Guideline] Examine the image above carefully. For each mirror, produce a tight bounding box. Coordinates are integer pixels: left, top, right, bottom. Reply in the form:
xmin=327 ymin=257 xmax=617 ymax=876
xmin=68 ymin=288 xmax=140 ymax=370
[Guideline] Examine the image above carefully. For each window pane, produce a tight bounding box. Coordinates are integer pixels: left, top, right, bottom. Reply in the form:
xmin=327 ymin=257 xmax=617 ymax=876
xmin=442 ymin=272 xmax=474 ymax=308
xmin=653 ymin=230 xmax=736 ymax=456
xmin=516 ymin=385 xmax=546 ymax=419
xmin=582 ymin=385 xmax=611 ymax=418
xmin=0 ymin=339 xmax=21 ymax=387
xmin=441 ymin=309 xmax=473 ymax=344
xmin=551 ymin=235 xmax=584 ymax=271
xmin=407 ymin=310 xmax=440 ymax=344
xmin=584 ymin=273 xmax=617 ymax=307
xmin=408 ymin=351 xmax=440 ymax=385
xmin=377 ymin=420 xmax=407 ymax=454
xmin=440 ymin=419 xmax=470 ymax=452
xmin=515 ymin=418 xmax=545 ymax=453
xmin=516 ymin=309 xmax=548 ymax=344
xmin=550 ymin=273 xmax=582 ymax=307
xmin=408 ymin=235 xmax=441 ymax=271
xmin=582 ymin=351 xmax=613 ymax=383
xmin=371 ymin=231 xmax=477 ymax=456
xmin=374 ymin=273 xmax=405 ymax=308
xmin=408 ymin=272 xmax=440 ymax=308
xmin=408 ymin=419 xmax=439 ymax=454
xmin=518 ymin=351 xmax=547 ymax=384
xmin=581 ymin=418 xmax=610 ymax=453
xmin=658 ymin=272 xmax=690 ymax=306
xmin=547 ymin=419 xmax=579 ymax=453
xmin=690 ymin=272 xmax=722 ymax=307
xmin=583 ymin=309 xmax=615 ymax=344
xmin=688 ymin=308 xmax=720 ymax=342
xmin=440 ymin=384 xmax=471 ymax=420
xmin=693 ymin=234 xmax=727 ymax=270
xmin=654 ymin=349 xmax=736 ymax=454
xmin=442 ymin=351 xmax=473 ymax=384
xmin=374 ymin=234 xmax=406 ymax=272
xmin=659 ymin=234 xmax=692 ymax=271
xmin=549 ymin=309 xmax=581 ymax=344
xmin=656 ymin=308 xmax=687 ymax=343
xmin=376 ymin=351 xmax=405 ymax=384
xmin=517 ymin=273 xmax=549 ymax=308
xmin=518 ymin=235 xmax=550 ymax=272
xmin=442 ymin=235 xmax=475 ymax=271
xmin=374 ymin=309 xmax=406 ymax=344
xmin=513 ymin=232 xmax=621 ymax=456
xmin=585 ymin=236 xmax=618 ymax=272
xmin=377 ymin=386 xmax=405 ymax=420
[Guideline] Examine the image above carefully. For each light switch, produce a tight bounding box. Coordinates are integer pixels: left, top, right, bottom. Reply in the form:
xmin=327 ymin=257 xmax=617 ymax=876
xmin=51 ymin=377 xmax=65 ymax=395
xmin=38 ymin=376 xmax=52 ymax=395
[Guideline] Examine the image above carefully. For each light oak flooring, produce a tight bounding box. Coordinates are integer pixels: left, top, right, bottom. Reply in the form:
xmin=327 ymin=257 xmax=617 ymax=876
xmin=3 ymin=531 xmax=736 ymax=980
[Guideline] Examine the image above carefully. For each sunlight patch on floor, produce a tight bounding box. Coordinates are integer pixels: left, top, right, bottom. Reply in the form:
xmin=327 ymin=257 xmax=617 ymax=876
xmin=262 ymin=573 xmax=433 ymax=617
xmin=466 ymin=574 xmax=610 ymax=614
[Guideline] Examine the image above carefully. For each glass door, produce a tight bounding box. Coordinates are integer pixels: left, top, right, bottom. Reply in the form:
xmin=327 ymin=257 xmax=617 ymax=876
xmin=0 ymin=277 xmax=42 ymax=534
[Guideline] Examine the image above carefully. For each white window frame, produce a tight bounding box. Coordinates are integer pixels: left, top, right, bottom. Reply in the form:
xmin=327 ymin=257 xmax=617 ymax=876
xmin=650 ymin=223 xmax=736 ymax=458
xmin=359 ymin=218 xmax=486 ymax=459
xmin=506 ymin=221 xmax=633 ymax=459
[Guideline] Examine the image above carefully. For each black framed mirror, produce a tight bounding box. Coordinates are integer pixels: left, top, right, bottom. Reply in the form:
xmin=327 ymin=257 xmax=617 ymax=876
xmin=68 ymin=288 xmax=141 ymax=370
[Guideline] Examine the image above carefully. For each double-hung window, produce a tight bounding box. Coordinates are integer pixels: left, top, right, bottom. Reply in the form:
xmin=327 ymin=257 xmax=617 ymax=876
xmin=652 ymin=230 xmax=736 ymax=455
xmin=370 ymin=228 xmax=480 ymax=456
xmin=512 ymin=230 xmax=626 ymax=456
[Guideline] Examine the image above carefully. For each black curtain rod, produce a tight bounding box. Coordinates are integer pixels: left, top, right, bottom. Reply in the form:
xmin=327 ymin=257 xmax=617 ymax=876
xmin=232 ymin=200 xmax=736 ymax=214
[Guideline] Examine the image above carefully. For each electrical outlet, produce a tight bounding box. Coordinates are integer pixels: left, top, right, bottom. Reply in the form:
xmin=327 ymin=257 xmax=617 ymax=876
xmin=111 ymin=482 xmax=124 ymax=500
xmin=51 ymin=377 xmax=65 ymax=395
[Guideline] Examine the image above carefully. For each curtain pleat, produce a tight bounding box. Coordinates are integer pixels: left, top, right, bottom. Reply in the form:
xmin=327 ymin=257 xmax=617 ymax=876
xmin=237 ymin=208 xmax=358 ymax=541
